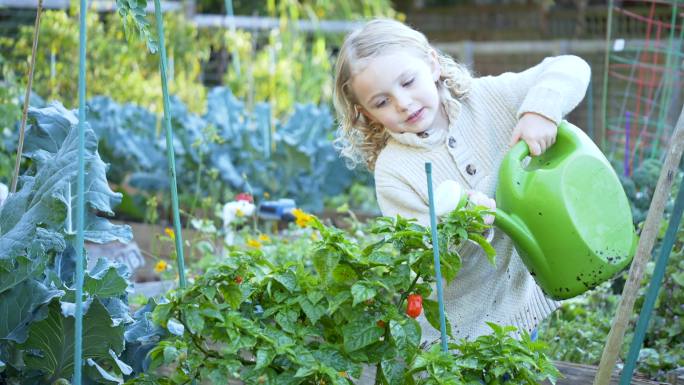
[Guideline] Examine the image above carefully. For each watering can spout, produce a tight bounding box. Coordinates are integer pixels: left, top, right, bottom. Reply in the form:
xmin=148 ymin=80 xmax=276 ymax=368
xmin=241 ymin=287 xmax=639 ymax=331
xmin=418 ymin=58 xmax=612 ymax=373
xmin=494 ymin=209 xmax=548 ymax=277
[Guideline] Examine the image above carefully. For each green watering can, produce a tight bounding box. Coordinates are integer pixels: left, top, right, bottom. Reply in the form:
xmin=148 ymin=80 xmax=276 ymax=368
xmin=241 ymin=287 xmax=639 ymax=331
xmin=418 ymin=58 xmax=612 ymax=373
xmin=494 ymin=121 xmax=637 ymax=300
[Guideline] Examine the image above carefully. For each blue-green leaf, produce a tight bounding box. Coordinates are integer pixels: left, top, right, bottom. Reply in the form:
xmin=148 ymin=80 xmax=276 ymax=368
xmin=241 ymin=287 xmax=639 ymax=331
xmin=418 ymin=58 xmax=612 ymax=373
xmin=20 ymin=299 xmax=126 ymax=380
xmin=84 ymin=258 xmax=130 ymax=298
xmin=0 ymin=279 xmax=62 ymax=343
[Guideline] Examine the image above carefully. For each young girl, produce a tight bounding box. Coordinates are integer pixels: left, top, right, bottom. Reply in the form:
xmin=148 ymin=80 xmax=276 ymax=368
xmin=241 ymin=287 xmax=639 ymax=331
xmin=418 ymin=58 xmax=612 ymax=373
xmin=332 ymin=18 xmax=591 ymax=348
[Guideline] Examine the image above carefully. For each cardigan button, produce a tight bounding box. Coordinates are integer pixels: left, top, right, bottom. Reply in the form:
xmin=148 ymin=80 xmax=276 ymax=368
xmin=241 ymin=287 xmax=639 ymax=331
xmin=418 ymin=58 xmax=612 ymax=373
xmin=466 ymin=164 xmax=477 ymax=175
xmin=448 ymin=136 xmax=457 ymax=148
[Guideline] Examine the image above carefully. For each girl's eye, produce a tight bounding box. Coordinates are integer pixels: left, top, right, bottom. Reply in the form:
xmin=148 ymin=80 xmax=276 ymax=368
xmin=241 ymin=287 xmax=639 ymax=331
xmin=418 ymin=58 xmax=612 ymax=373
xmin=375 ymin=99 xmax=387 ymax=108
xmin=402 ymin=78 xmax=414 ymax=87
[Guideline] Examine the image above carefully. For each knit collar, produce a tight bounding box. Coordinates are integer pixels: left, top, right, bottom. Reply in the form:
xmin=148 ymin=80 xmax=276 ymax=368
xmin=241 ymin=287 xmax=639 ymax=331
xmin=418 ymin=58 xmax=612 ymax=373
xmin=387 ymin=123 xmax=448 ymax=149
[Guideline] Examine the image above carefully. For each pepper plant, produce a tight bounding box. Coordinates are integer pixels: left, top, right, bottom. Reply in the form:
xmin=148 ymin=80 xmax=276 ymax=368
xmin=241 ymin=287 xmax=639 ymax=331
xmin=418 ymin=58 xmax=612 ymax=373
xmin=127 ymin=207 xmax=559 ymax=384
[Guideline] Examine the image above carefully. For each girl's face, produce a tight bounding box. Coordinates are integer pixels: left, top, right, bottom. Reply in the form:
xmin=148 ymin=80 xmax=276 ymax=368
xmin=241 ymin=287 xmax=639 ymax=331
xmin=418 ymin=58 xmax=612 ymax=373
xmin=351 ymin=50 xmax=447 ymax=135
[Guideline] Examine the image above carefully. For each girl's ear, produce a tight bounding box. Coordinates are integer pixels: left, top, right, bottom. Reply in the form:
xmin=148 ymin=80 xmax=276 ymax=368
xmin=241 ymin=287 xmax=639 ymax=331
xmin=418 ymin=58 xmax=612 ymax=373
xmin=356 ymin=105 xmax=374 ymax=123
xmin=428 ymin=49 xmax=441 ymax=82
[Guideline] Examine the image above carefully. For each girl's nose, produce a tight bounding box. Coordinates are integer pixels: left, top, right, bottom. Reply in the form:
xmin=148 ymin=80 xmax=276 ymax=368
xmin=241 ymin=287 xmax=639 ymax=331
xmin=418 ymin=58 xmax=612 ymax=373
xmin=394 ymin=92 xmax=412 ymax=111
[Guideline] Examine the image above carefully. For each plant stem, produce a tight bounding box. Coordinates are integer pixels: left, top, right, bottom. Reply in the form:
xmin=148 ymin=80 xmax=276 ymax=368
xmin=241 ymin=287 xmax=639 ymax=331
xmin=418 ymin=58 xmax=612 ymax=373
xmin=398 ymin=273 xmax=421 ymax=308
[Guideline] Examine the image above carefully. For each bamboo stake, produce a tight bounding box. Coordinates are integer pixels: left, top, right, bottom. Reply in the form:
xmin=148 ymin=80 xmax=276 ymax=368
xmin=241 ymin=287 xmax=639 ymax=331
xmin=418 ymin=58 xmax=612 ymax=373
xmin=593 ymin=104 xmax=684 ymax=385
xmin=10 ymin=0 xmax=42 ymax=193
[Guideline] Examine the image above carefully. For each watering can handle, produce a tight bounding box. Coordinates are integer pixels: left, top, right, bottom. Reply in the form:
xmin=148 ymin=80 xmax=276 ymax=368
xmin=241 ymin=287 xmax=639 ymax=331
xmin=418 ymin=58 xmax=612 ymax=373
xmin=503 ymin=121 xmax=577 ymax=181
xmin=507 ymin=120 xmax=576 ymax=158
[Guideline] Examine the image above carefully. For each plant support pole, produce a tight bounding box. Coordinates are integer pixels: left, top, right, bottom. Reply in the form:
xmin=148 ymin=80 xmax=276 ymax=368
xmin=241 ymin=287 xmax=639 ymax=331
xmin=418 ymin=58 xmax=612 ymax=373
xmin=10 ymin=0 xmax=42 ymax=193
xmin=594 ymin=104 xmax=684 ymax=385
xmin=154 ymin=0 xmax=187 ymax=289
xmin=73 ymin=0 xmax=87 ymax=382
xmin=425 ymin=162 xmax=449 ymax=352
xmin=600 ymin=0 xmax=615 ymax=150
xmin=620 ymin=167 xmax=684 ymax=384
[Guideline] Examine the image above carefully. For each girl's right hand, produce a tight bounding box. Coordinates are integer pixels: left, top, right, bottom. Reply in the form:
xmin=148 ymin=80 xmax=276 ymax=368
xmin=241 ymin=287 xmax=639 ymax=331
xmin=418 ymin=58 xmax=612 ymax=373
xmin=467 ymin=190 xmax=496 ymax=225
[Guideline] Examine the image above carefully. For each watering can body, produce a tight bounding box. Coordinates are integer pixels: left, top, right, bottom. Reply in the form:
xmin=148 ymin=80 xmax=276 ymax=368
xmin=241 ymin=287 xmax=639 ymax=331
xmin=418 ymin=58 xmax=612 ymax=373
xmin=495 ymin=121 xmax=637 ymax=300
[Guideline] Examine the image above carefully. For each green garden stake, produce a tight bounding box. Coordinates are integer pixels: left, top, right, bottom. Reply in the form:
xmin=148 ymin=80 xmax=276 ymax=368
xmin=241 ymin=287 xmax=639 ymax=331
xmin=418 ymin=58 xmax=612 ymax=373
xmin=620 ymin=175 xmax=684 ymax=385
xmin=425 ymin=162 xmax=449 ymax=352
xmin=495 ymin=121 xmax=637 ymax=300
xmin=154 ymin=0 xmax=187 ymax=289
xmin=74 ymin=0 xmax=87 ymax=382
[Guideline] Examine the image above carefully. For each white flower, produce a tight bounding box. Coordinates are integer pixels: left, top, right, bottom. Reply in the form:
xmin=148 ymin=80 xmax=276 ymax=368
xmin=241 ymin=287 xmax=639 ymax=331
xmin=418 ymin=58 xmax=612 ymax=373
xmin=222 ymin=200 xmax=256 ymax=246
xmin=222 ymin=200 xmax=255 ymax=225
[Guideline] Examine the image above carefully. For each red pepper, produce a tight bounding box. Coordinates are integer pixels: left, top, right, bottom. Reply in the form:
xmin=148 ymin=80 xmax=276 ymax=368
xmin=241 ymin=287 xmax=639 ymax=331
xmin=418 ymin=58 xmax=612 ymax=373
xmin=376 ymin=320 xmax=386 ymax=328
xmin=234 ymin=276 xmax=243 ymax=284
xmin=406 ymin=294 xmax=423 ymax=318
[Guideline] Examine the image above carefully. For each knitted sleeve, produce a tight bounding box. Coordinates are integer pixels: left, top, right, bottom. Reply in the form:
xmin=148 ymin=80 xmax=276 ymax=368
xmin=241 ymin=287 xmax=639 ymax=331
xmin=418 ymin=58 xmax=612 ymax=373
xmin=373 ymin=148 xmax=430 ymax=224
xmin=375 ymin=182 xmax=430 ymax=225
xmin=497 ymin=55 xmax=591 ymax=125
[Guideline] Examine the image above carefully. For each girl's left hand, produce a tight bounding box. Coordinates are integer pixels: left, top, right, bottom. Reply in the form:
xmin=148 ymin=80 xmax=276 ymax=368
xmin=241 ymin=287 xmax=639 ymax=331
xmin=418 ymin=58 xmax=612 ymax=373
xmin=509 ymin=112 xmax=558 ymax=156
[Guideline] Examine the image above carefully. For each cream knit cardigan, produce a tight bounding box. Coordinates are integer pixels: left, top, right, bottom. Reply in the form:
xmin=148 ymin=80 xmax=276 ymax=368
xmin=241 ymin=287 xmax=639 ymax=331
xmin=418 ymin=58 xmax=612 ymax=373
xmin=373 ymin=55 xmax=591 ymax=343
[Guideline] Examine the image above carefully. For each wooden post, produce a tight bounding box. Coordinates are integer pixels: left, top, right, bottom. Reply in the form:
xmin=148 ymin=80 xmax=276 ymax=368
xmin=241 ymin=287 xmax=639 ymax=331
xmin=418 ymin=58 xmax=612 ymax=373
xmin=593 ymin=104 xmax=684 ymax=385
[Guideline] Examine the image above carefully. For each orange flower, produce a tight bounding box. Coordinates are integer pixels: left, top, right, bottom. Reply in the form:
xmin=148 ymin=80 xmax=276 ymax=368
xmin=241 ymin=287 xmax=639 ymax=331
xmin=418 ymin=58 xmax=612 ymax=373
xmin=164 ymin=227 xmax=175 ymax=240
xmin=246 ymin=238 xmax=262 ymax=249
xmin=292 ymin=208 xmax=313 ymax=228
xmin=154 ymin=260 xmax=168 ymax=273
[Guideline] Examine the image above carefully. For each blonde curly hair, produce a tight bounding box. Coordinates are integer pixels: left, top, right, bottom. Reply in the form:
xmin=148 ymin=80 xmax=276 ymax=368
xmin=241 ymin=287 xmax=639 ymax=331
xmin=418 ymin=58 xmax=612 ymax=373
xmin=333 ymin=19 xmax=472 ymax=171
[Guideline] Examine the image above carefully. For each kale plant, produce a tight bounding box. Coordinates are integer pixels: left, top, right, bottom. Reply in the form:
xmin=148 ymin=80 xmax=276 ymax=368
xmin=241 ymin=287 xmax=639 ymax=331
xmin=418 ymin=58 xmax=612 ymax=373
xmin=0 ymin=102 xmax=158 ymax=384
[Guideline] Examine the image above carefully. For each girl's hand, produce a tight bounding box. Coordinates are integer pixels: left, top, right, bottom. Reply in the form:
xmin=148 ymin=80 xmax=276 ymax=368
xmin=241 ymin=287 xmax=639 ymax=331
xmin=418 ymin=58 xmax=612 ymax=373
xmin=467 ymin=190 xmax=495 ymax=225
xmin=509 ymin=112 xmax=558 ymax=156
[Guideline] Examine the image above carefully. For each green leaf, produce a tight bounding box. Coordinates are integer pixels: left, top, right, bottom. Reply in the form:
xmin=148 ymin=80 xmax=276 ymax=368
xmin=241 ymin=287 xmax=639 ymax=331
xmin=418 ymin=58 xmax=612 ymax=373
xmin=327 ymin=291 xmax=351 ymax=315
xmin=299 ymin=297 xmax=326 ymax=324
xmin=312 ymin=346 xmax=359 ymax=375
xmin=0 ymin=278 xmax=62 ymax=343
xmin=275 ymin=309 xmax=298 ymax=334
xmin=331 ymin=263 xmax=358 ymax=284
xmin=255 ymin=347 xmax=276 ymax=369
xmin=84 ymin=258 xmax=129 ymax=298
xmin=274 ymin=270 xmax=298 ymax=292
xmin=342 ymin=316 xmax=384 ymax=352
xmin=0 ymin=103 xmax=131 ymax=260
xmin=351 ymin=281 xmax=376 ymax=306
xmin=220 ymin=283 xmax=243 ymax=309
xmin=423 ymin=299 xmax=453 ymax=339
xmin=294 ymin=366 xmax=315 ymax=377
xmin=20 ymin=299 xmax=125 ymax=380
xmin=0 ymin=255 xmax=44 ymax=295
xmin=468 ymin=233 xmax=496 ymax=265
xmin=312 ymin=247 xmax=340 ymax=281
xmin=381 ymin=358 xmax=406 ymax=385
xmin=389 ymin=318 xmax=421 ymax=361
xmin=86 ymin=357 xmax=124 ymax=383
xmin=166 ymin=318 xmax=184 ymax=336
xmin=162 ymin=345 xmax=179 ymax=364
xmin=184 ymin=306 xmax=204 ymax=334
xmin=672 ymin=271 xmax=684 ymax=286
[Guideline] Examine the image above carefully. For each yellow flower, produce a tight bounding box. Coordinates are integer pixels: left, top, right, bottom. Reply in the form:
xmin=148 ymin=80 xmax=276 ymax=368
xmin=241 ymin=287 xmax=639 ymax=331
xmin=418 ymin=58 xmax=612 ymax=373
xmin=154 ymin=260 xmax=168 ymax=273
xmin=236 ymin=208 xmax=244 ymax=217
xmin=246 ymin=238 xmax=262 ymax=249
xmin=310 ymin=232 xmax=318 ymax=241
xmin=264 ymin=191 xmax=270 ymax=198
xmin=258 ymin=234 xmax=271 ymax=242
xmin=164 ymin=227 xmax=175 ymax=240
xmin=292 ymin=208 xmax=313 ymax=228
